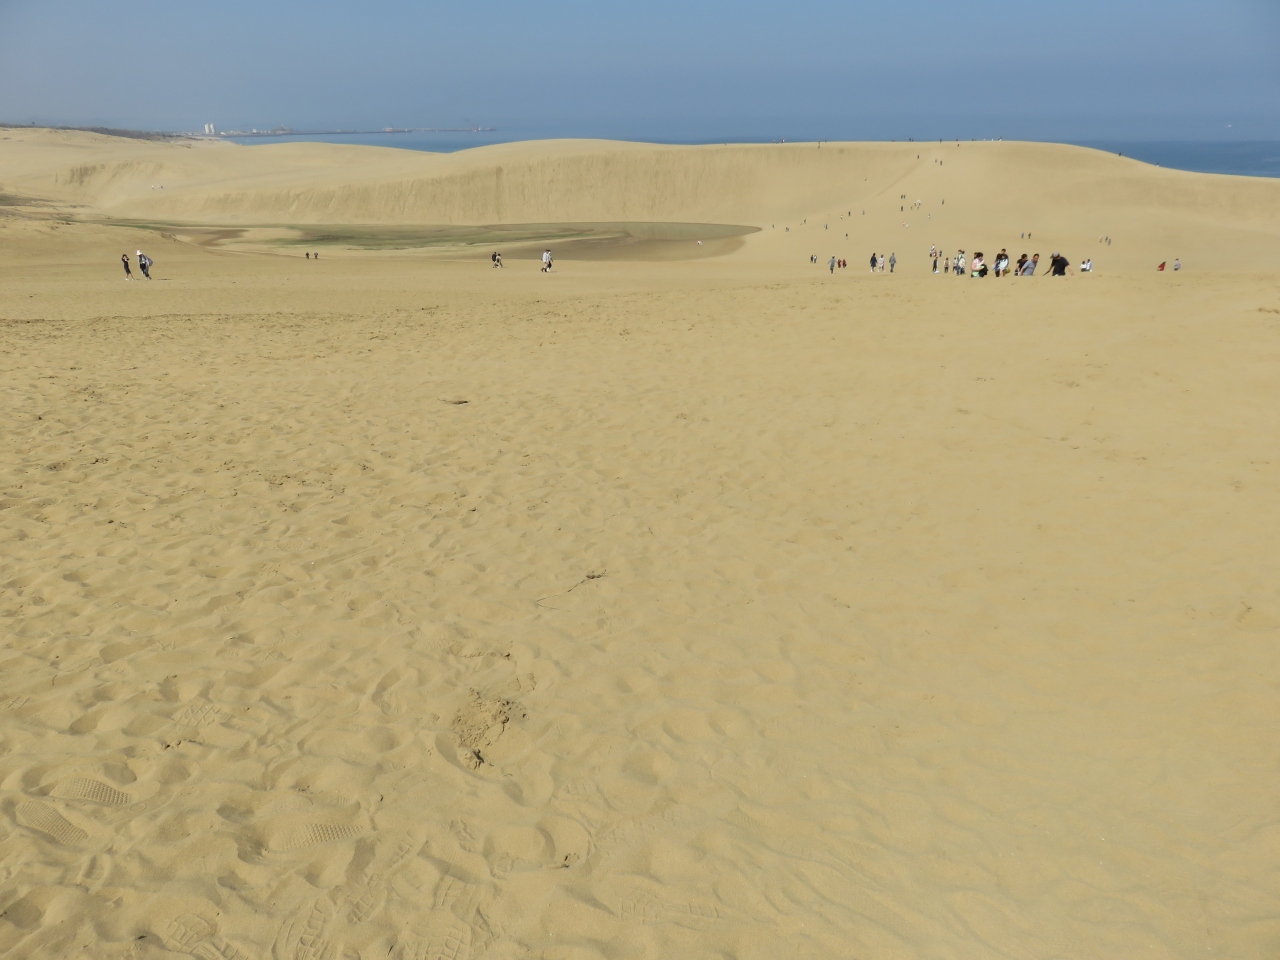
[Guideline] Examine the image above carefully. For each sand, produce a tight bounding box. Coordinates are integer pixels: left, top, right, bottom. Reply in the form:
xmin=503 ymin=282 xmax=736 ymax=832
xmin=2 ymin=130 xmax=1280 ymax=960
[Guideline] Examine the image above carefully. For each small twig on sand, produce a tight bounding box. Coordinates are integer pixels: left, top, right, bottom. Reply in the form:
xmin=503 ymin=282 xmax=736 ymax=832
xmin=536 ymin=571 xmax=607 ymax=608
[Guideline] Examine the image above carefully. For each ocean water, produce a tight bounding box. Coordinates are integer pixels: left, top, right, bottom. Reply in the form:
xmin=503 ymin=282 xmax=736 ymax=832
xmin=1080 ymin=141 xmax=1280 ymax=179
xmin=226 ymin=133 xmax=1280 ymax=179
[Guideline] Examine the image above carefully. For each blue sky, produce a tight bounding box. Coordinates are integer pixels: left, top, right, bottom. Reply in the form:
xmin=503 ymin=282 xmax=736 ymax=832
xmin=1 ymin=1 xmax=1278 ymax=141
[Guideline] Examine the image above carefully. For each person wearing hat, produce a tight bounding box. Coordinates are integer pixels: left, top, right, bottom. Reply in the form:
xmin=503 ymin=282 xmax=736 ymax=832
xmin=137 ymin=250 xmax=153 ymax=279
xmin=1047 ymin=252 xmax=1072 ymax=277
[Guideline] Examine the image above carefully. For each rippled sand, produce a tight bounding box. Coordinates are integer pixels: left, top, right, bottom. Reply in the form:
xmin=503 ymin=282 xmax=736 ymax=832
xmin=2 ymin=131 xmax=1280 ymax=960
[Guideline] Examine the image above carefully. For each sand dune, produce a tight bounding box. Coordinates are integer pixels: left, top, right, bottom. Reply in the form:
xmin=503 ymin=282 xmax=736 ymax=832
xmin=3 ymin=128 xmax=1280 ymax=269
xmin=2 ymin=131 xmax=1280 ymax=959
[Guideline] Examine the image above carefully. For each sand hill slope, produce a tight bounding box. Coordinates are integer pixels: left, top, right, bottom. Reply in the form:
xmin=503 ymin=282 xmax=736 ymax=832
xmin=3 ymin=128 xmax=1279 ymax=270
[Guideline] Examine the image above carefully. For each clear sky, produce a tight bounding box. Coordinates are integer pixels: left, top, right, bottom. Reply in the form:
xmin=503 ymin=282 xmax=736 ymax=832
xmin=1 ymin=1 xmax=1278 ymax=142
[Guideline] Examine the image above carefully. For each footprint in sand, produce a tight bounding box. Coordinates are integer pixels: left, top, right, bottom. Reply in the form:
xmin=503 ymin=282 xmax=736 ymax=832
xmin=275 ymin=895 xmax=342 ymax=960
xmin=342 ymin=828 xmax=423 ymax=924
xmin=371 ymin=668 xmax=409 ymax=717
xmin=50 ymin=776 xmax=132 ymax=806
xmin=158 ymin=912 xmax=216 ymax=951
xmin=14 ymin=800 xmax=88 ymax=845
xmin=74 ymin=852 xmax=111 ymax=890
xmin=263 ymin=818 xmax=362 ymax=854
xmin=392 ymin=910 xmax=472 ymax=960
xmin=434 ymin=875 xmax=486 ymax=921
xmin=174 ymin=700 xmax=232 ymax=728
xmin=616 ymin=888 xmax=720 ymax=932
xmin=192 ymin=938 xmax=254 ymax=960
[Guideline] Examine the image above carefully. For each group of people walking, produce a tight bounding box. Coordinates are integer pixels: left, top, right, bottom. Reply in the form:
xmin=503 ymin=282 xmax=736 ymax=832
xmin=928 ymin=244 xmax=1079 ymax=277
xmin=868 ymin=252 xmax=895 ymax=273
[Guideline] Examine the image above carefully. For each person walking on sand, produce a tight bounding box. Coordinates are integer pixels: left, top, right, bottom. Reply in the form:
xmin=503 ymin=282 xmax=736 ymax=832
xmin=541 ymin=249 xmax=553 ymax=273
xmin=877 ymin=253 xmax=886 ymax=273
xmin=1174 ymin=258 xmax=1181 ymax=271
xmin=1020 ymin=253 xmax=1039 ymax=276
xmin=889 ymin=252 xmax=897 ymax=273
xmin=1047 ymin=252 xmax=1073 ymax=277
xmin=829 ymin=256 xmax=836 ymax=274
xmin=137 ymin=250 xmax=152 ymax=279
xmin=870 ymin=253 xmax=878 ymax=274
xmin=121 ymin=253 xmax=132 ymax=279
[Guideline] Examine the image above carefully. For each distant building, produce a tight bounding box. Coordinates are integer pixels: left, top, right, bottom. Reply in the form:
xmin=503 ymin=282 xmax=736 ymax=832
xmin=203 ymin=123 xmax=216 ymax=135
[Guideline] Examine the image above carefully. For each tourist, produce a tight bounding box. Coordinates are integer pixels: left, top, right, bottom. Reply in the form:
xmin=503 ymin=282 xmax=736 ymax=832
xmin=1047 ymin=252 xmax=1072 ymax=276
xmin=888 ymin=253 xmax=897 ymax=274
xmin=137 ymin=250 xmax=152 ymax=279
xmin=121 ymin=253 xmax=132 ymax=280
xmin=1020 ymin=254 xmax=1040 ymax=276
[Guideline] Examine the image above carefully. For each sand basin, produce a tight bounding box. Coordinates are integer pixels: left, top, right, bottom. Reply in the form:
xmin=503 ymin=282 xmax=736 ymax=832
xmin=2 ymin=130 xmax=1280 ymax=959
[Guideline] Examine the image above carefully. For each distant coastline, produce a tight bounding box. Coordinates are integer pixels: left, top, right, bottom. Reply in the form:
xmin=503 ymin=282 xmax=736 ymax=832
xmin=212 ymin=126 xmax=495 ymax=138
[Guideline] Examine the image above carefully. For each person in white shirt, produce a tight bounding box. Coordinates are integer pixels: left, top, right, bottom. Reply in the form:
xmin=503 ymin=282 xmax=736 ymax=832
xmin=541 ymin=249 xmax=553 ymax=273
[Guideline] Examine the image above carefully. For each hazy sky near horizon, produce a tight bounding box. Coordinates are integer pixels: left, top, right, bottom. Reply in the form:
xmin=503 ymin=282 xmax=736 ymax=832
xmin=1 ymin=1 xmax=1278 ymax=141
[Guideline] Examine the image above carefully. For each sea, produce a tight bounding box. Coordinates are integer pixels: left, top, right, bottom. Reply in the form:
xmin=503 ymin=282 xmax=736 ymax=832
xmin=225 ymin=133 xmax=1280 ymax=180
